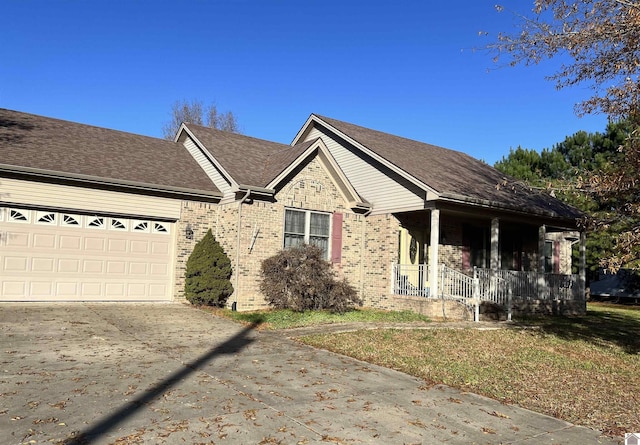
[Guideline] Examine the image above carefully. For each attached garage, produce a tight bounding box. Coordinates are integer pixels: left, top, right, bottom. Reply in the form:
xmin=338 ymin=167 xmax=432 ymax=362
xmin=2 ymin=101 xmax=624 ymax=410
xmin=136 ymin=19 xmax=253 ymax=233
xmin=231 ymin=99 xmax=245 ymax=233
xmin=1 ymin=207 xmax=175 ymax=301
xmin=0 ymin=108 xmax=221 ymax=302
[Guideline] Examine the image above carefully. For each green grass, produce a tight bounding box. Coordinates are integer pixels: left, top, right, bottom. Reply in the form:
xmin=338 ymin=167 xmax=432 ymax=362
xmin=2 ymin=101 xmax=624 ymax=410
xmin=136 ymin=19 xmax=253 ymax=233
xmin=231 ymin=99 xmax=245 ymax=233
xmin=203 ymin=307 xmax=430 ymax=329
xmin=295 ymin=302 xmax=640 ymax=438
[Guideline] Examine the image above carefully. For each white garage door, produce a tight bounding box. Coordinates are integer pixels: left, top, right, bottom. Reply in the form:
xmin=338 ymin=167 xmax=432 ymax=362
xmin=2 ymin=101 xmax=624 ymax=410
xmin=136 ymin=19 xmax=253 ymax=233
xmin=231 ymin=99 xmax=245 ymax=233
xmin=0 ymin=207 xmax=175 ymax=301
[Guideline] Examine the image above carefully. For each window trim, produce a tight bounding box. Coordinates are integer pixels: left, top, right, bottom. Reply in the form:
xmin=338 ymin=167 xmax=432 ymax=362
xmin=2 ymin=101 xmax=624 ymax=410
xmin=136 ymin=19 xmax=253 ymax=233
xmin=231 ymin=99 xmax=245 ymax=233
xmin=283 ymin=208 xmax=331 ymax=259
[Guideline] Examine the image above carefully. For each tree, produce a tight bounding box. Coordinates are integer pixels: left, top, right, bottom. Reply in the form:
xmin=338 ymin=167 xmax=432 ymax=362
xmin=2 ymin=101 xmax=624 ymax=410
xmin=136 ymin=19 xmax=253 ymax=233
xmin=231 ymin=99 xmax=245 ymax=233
xmin=184 ymin=229 xmax=234 ymax=306
xmin=162 ymin=99 xmax=240 ymax=139
xmin=489 ymin=1 xmax=640 ymax=271
xmin=495 ymin=123 xmax=632 ymax=279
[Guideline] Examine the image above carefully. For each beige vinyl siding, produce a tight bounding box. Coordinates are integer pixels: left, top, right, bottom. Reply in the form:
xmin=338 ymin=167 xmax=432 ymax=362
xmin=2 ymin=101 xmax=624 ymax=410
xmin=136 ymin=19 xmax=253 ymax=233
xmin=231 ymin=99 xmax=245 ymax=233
xmin=0 ymin=178 xmax=181 ymax=219
xmin=304 ymin=127 xmax=425 ymax=214
xmin=183 ymin=137 xmax=234 ymax=198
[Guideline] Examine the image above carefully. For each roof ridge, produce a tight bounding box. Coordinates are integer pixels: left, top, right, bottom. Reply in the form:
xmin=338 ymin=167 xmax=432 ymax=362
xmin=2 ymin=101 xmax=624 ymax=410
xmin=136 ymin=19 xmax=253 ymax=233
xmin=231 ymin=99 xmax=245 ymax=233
xmin=0 ymin=107 xmax=176 ymax=146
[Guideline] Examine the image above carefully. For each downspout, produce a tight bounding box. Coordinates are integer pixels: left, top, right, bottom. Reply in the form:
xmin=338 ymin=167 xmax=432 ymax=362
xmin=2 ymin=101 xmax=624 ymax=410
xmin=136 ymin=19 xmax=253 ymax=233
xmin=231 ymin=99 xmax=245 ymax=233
xmin=234 ymin=189 xmax=251 ymax=310
xmin=359 ymin=208 xmax=373 ymax=301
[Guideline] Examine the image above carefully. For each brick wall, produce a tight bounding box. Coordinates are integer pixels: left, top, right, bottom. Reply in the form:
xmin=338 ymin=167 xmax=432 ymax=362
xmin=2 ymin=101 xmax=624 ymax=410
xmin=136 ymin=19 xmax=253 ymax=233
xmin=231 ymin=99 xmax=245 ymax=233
xmin=361 ymin=213 xmax=401 ymax=309
xmin=229 ymin=156 xmax=365 ymax=311
xmin=174 ymin=201 xmax=219 ymax=301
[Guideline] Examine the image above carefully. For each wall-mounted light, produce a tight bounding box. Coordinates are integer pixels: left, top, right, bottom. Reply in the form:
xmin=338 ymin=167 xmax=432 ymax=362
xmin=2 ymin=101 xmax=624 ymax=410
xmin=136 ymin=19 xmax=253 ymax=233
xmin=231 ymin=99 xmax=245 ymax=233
xmin=185 ymin=224 xmax=194 ymax=240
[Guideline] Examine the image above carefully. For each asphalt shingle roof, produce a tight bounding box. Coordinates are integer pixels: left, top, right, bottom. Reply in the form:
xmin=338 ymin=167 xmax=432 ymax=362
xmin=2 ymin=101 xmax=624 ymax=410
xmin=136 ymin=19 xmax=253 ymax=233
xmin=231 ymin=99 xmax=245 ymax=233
xmin=0 ymin=108 xmax=219 ymax=195
xmin=314 ymin=115 xmax=582 ymax=220
xmin=185 ymin=124 xmax=315 ymax=188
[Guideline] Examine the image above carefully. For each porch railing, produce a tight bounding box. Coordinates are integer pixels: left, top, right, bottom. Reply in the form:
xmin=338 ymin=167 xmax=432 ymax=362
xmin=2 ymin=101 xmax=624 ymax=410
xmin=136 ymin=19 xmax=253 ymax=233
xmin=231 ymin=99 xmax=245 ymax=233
xmin=391 ymin=263 xmax=430 ymax=297
xmin=392 ymin=263 xmax=580 ymax=303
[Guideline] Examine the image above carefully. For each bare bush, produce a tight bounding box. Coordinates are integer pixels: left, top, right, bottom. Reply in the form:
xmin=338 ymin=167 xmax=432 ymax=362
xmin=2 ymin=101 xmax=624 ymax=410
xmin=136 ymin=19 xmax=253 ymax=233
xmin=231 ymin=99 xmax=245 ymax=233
xmin=260 ymin=244 xmax=361 ymax=313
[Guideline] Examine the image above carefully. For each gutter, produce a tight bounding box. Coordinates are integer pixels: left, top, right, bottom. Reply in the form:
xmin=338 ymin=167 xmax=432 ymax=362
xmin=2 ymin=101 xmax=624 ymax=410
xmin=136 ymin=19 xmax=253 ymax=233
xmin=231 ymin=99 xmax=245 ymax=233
xmin=437 ymin=192 xmax=583 ymax=222
xmin=236 ymin=184 xmax=275 ymax=197
xmin=349 ymin=201 xmax=372 ymax=213
xmin=0 ymin=164 xmax=222 ymax=201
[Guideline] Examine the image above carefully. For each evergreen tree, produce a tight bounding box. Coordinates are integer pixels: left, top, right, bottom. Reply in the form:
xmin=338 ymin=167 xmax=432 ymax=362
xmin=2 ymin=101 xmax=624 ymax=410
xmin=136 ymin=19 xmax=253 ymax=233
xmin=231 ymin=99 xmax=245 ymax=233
xmin=494 ymin=120 xmax=635 ymax=278
xmin=184 ymin=229 xmax=234 ymax=306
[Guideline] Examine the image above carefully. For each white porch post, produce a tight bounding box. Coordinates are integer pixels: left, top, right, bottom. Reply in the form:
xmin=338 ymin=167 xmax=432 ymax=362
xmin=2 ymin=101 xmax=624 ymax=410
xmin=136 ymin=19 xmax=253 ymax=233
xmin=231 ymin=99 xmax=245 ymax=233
xmin=490 ymin=218 xmax=500 ymax=271
xmin=579 ymin=231 xmax=587 ymax=301
xmin=429 ymin=209 xmax=440 ymax=299
xmin=538 ymin=225 xmax=548 ymax=299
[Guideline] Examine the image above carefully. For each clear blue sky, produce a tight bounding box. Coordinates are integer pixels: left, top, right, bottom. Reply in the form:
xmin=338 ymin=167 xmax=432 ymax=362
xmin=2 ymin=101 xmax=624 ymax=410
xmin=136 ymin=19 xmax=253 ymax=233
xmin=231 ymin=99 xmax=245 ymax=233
xmin=1 ymin=1 xmax=608 ymax=165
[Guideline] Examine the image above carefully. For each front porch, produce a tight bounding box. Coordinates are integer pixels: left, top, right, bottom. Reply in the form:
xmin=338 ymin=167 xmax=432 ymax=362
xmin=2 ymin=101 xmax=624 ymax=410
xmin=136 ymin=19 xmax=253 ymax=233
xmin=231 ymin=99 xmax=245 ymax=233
xmin=391 ymin=263 xmax=585 ymax=320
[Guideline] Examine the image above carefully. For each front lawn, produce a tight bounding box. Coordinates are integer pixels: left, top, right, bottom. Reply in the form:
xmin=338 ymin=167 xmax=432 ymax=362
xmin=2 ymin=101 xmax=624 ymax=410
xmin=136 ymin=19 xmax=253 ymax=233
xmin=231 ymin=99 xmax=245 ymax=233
xmin=202 ymin=307 xmax=431 ymax=329
xmin=296 ymin=302 xmax=640 ymax=438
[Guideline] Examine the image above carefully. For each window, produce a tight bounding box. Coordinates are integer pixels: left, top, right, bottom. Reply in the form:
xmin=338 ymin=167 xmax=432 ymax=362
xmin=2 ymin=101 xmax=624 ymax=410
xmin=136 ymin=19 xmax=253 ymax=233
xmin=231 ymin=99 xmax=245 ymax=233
xmin=132 ymin=221 xmax=149 ymax=232
xmin=463 ymin=224 xmax=489 ymax=269
xmin=284 ymin=209 xmax=330 ymax=258
xmin=152 ymin=222 xmax=169 ymax=234
xmin=36 ymin=212 xmax=56 ymax=225
xmin=109 ymin=218 xmax=127 ymax=230
xmin=544 ymin=240 xmax=560 ymax=273
xmin=61 ymin=214 xmax=80 ymax=226
xmin=9 ymin=209 xmax=29 ymax=223
xmin=86 ymin=216 xmax=105 ymax=229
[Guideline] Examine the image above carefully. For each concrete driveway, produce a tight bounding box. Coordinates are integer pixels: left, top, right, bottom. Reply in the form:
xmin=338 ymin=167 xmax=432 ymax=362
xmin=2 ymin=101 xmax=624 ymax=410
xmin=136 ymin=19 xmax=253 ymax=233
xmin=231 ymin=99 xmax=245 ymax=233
xmin=0 ymin=303 xmax=617 ymax=445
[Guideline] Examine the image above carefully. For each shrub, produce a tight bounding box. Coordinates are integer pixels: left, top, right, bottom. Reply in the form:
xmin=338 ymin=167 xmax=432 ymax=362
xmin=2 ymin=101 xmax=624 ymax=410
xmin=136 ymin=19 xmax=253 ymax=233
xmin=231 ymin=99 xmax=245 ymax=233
xmin=260 ymin=244 xmax=361 ymax=313
xmin=184 ymin=229 xmax=234 ymax=306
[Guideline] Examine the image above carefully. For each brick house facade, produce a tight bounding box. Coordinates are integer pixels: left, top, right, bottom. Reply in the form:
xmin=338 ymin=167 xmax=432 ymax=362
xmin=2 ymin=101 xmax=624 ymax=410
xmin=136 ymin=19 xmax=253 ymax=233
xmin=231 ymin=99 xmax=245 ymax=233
xmin=0 ymin=109 xmax=585 ymax=317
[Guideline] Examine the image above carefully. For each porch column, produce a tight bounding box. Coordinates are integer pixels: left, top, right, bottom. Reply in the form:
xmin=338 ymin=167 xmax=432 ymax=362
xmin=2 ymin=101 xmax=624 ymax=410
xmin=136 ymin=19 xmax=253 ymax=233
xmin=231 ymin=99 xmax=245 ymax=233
xmin=429 ymin=209 xmax=440 ymax=298
xmin=490 ymin=218 xmax=500 ymax=270
xmin=579 ymin=231 xmax=587 ymax=300
xmin=538 ymin=225 xmax=548 ymax=299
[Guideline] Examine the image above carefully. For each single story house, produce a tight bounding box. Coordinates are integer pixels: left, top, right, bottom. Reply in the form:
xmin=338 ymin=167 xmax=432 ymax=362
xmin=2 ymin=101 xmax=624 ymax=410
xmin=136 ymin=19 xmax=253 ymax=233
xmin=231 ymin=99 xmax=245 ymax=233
xmin=0 ymin=108 xmax=586 ymax=318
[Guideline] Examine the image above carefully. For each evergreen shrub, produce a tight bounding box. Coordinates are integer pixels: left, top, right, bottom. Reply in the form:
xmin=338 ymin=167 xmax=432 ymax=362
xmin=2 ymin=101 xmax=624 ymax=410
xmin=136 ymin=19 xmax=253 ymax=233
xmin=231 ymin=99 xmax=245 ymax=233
xmin=260 ymin=244 xmax=361 ymax=313
xmin=184 ymin=229 xmax=234 ymax=306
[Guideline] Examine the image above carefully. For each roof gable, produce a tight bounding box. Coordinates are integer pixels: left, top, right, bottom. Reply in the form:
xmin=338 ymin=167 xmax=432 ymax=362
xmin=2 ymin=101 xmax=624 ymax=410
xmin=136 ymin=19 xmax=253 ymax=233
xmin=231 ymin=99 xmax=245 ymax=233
xmin=295 ymin=114 xmax=582 ymax=220
xmin=182 ymin=123 xmax=295 ymax=189
xmin=266 ymin=138 xmax=368 ymax=210
xmin=181 ymin=124 xmax=367 ymax=209
xmin=0 ymin=108 xmax=220 ymax=197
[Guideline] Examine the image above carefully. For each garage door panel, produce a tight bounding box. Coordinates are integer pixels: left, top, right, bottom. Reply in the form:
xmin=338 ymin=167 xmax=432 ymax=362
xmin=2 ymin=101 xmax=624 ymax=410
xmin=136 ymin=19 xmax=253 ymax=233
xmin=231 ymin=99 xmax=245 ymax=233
xmin=108 ymin=239 xmax=127 ymax=253
xmin=32 ymin=257 xmax=55 ymax=272
xmin=150 ymin=263 xmax=169 ymax=276
xmin=6 ymin=232 xmax=29 ymax=247
xmin=129 ymin=262 xmax=148 ymax=275
xmin=105 ymin=283 xmax=125 ymax=297
xmin=30 ymin=282 xmax=53 ymax=297
xmin=151 ymin=241 xmax=170 ymax=255
xmin=33 ymin=233 xmax=56 ymax=248
xmin=59 ymin=258 xmax=81 ymax=273
xmin=130 ymin=240 xmax=149 ymax=254
xmin=127 ymin=283 xmax=146 ymax=297
xmin=81 ymin=282 xmax=102 ymax=297
xmin=56 ymin=282 xmax=79 ymax=296
xmin=83 ymin=260 xmax=104 ymax=274
xmin=84 ymin=237 xmax=106 ymax=251
xmin=2 ymin=281 xmax=26 ymax=297
xmin=4 ymin=256 xmax=28 ymax=271
xmin=149 ymin=284 xmax=168 ymax=297
xmin=107 ymin=261 xmax=126 ymax=274
xmin=60 ymin=235 xmax=82 ymax=250
xmin=1 ymin=208 xmax=175 ymax=301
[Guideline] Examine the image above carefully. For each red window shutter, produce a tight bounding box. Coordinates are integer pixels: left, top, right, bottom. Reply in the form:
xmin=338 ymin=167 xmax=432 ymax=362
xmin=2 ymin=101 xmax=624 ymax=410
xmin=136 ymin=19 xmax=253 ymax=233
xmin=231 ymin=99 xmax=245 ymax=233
xmin=462 ymin=232 xmax=470 ymax=270
xmin=462 ymin=247 xmax=470 ymax=270
xmin=553 ymin=241 xmax=560 ymax=273
xmin=331 ymin=212 xmax=343 ymax=264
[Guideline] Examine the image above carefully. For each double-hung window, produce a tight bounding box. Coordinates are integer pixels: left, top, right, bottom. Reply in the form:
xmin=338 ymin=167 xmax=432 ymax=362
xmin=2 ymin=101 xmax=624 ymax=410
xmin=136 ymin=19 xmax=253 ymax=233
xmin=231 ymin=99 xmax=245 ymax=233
xmin=284 ymin=209 xmax=330 ymax=259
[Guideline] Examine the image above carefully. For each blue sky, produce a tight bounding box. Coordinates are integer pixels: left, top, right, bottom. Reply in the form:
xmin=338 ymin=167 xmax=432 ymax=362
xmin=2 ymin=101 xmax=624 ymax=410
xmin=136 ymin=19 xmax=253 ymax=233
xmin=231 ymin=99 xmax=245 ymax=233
xmin=1 ymin=1 xmax=608 ymax=165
